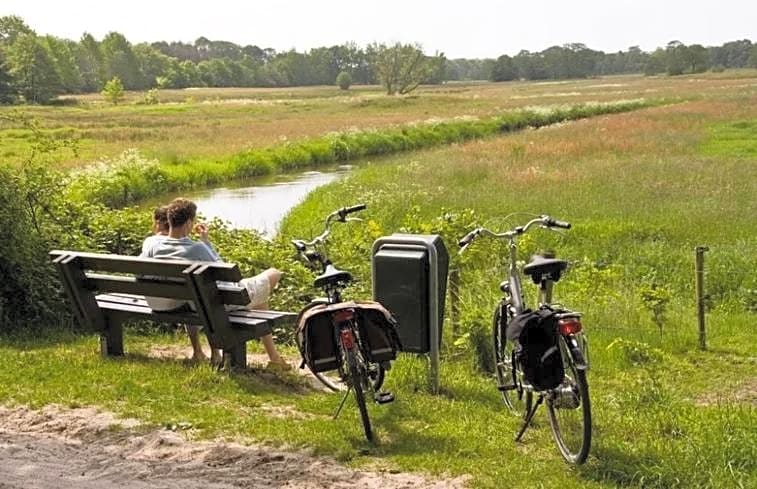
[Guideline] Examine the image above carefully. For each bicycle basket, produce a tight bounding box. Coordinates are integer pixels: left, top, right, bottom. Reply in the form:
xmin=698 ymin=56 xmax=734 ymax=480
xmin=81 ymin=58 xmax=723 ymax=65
xmin=512 ymin=308 xmax=565 ymax=390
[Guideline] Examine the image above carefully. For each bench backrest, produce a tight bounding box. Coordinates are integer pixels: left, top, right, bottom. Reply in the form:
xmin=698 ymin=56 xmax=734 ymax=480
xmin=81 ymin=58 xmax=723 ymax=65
xmin=50 ymin=250 xmax=251 ymax=344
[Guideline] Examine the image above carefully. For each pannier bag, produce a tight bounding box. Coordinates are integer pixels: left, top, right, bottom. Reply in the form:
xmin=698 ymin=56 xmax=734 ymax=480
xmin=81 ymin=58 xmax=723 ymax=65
xmin=296 ymin=301 xmax=402 ymax=373
xmin=507 ymin=307 xmax=565 ymax=390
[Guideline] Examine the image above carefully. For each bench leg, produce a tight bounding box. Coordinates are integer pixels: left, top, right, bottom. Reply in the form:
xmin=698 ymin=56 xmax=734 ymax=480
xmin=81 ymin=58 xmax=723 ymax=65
xmin=224 ymin=343 xmax=247 ymax=370
xmin=100 ymin=321 xmax=124 ymax=357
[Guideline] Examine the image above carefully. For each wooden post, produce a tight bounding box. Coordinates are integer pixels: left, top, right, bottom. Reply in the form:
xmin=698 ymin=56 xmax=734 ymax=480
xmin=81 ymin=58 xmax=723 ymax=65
xmin=449 ymin=268 xmax=460 ymax=338
xmin=695 ymin=246 xmax=709 ymax=351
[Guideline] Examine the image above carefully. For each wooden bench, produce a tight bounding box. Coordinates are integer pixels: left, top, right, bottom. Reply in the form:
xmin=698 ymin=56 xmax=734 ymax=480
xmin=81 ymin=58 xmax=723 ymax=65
xmin=50 ymin=250 xmax=295 ymax=368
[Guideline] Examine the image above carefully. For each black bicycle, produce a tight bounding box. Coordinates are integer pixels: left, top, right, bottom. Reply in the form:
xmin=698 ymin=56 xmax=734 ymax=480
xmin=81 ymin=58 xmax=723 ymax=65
xmin=292 ymin=204 xmax=399 ymax=442
xmin=459 ymin=214 xmax=591 ymax=464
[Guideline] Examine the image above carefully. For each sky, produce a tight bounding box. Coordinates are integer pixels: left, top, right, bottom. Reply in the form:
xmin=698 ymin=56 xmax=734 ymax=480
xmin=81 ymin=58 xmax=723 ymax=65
xmin=1 ymin=0 xmax=755 ymax=59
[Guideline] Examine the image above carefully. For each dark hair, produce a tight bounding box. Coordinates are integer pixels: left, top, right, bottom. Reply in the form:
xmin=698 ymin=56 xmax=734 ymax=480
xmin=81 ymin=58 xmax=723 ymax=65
xmin=153 ymin=206 xmax=169 ymax=232
xmin=166 ymin=198 xmax=197 ymax=228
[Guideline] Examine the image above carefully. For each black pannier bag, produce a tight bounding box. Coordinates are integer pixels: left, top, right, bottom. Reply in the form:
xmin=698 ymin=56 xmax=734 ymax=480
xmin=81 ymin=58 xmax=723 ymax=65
xmin=507 ymin=307 xmax=565 ymax=390
xmin=296 ymin=301 xmax=401 ymax=373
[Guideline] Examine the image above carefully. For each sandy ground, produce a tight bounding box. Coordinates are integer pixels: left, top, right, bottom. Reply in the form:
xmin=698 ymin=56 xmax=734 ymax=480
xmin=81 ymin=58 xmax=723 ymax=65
xmin=0 ymin=345 xmax=468 ymax=488
xmin=0 ymin=405 xmax=468 ymax=489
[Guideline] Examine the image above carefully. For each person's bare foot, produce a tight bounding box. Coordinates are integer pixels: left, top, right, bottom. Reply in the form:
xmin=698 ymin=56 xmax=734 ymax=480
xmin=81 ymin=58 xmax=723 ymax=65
xmin=190 ymin=351 xmax=208 ymax=364
xmin=266 ymin=359 xmax=293 ymax=372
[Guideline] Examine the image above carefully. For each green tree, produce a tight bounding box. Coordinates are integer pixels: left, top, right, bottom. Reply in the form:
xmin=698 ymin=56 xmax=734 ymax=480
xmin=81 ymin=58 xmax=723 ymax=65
xmin=372 ymin=42 xmax=429 ymax=95
xmin=133 ymin=43 xmax=172 ymax=88
xmin=0 ymin=50 xmax=16 ymax=103
xmin=665 ymin=41 xmax=687 ymax=75
xmin=76 ymin=32 xmax=105 ymax=92
xmin=101 ymin=32 xmax=142 ymax=89
xmin=5 ymin=34 xmax=62 ymax=103
xmin=644 ymin=48 xmax=666 ymax=75
xmin=490 ymin=54 xmax=518 ymax=81
xmin=686 ymin=44 xmax=709 ymax=73
xmin=336 ymin=70 xmax=351 ymax=90
xmin=0 ymin=15 xmax=34 ymax=45
xmin=424 ymin=51 xmax=446 ymax=84
xmin=101 ymin=76 xmax=124 ymax=104
xmin=42 ymin=36 xmax=83 ymax=93
xmin=749 ymin=45 xmax=757 ymax=68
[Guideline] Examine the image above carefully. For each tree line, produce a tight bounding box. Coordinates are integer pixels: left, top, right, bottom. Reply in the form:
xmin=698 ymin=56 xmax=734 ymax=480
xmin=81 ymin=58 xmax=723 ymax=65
xmin=1 ymin=14 xmax=756 ymax=104
xmin=487 ymin=41 xmax=757 ymax=81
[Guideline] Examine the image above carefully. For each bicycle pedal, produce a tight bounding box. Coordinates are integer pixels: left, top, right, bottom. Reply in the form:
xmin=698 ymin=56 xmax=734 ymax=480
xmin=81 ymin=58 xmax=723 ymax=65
xmin=374 ymin=392 xmax=394 ymax=404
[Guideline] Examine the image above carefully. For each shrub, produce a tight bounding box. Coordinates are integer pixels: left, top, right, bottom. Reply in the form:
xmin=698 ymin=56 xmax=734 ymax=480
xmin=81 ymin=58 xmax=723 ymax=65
xmin=142 ymin=88 xmax=159 ymax=105
xmin=101 ymin=76 xmax=124 ymax=105
xmin=336 ymin=71 xmax=352 ymax=90
xmin=68 ymin=149 xmax=166 ymax=207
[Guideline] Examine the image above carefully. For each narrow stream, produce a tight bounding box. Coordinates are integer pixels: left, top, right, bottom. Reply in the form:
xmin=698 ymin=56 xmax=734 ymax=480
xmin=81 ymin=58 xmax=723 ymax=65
xmin=169 ymin=166 xmax=351 ymax=236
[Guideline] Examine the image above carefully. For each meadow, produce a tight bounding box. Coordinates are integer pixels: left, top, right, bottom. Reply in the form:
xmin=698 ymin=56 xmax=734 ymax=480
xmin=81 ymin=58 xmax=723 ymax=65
xmin=1 ymin=72 xmax=756 ymax=167
xmin=0 ymin=73 xmax=756 ymax=488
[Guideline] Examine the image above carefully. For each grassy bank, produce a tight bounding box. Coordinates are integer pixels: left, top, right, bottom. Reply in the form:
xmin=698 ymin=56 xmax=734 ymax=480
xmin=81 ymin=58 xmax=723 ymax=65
xmin=67 ymin=98 xmax=671 ymax=207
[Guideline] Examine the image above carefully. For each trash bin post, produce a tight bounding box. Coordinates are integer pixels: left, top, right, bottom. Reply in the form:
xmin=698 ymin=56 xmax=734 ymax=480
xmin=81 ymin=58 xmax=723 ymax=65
xmin=372 ymin=235 xmax=448 ymax=394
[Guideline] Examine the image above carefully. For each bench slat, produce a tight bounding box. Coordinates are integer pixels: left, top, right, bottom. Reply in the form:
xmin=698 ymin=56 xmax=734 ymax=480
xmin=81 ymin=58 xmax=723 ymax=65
xmin=96 ymin=294 xmax=294 ymax=329
xmin=86 ymin=277 xmax=251 ymax=306
xmin=51 ymin=250 xmax=244 ymax=283
xmin=97 ymin=294 xmax=272 ymax=329
xmin=87 ymin=273 xmax=194 ymax=300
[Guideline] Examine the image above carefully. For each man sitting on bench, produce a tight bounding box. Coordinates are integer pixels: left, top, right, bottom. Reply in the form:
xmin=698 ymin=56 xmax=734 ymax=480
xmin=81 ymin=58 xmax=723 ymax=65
xmin=141 ymin=197 xmax=290 ymax=370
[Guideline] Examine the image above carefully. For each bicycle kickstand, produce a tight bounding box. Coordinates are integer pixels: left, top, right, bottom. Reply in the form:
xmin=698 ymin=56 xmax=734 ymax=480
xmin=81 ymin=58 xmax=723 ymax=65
xmin=333 ymin=387 xmax=352 ymax=420
xmin=515 ymin=395 xmax=544 ymax=442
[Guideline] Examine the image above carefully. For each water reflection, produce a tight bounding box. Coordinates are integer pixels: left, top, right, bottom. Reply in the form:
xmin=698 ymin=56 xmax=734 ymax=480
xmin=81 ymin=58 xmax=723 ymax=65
xmin=185 ymin=167 xmax=349 ymax=236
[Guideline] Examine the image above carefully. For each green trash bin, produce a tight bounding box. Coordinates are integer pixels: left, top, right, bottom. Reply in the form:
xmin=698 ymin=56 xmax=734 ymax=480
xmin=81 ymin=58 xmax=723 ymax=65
xmin=371 ymin=234 xmax=448 ymax=354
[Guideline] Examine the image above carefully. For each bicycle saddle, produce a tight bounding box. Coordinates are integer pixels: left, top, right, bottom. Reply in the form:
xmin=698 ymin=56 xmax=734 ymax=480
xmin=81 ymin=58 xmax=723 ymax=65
xmin=314 ymin=264 xmax=353 ymax=288
xmin=523 ymin=255 xmax=568 ymax=283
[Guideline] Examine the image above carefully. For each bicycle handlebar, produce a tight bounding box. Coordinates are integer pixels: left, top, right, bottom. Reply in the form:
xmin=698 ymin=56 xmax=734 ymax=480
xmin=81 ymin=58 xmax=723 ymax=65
xmin=341 ymin=203 xmax=367 ymax=216
xmin=293 ymin=204 xmax=367 ymax=249
xmin=458 ymin=229 xmax=479 ymax=247
xmin=545 ymin=217 xmax=571 ymax=229
xmin=457 ymin=214 xmax=572 ymax=250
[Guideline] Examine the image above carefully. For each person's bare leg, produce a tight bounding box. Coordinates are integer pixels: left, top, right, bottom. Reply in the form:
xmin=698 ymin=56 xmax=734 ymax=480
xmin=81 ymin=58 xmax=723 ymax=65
xmin=208 ymin=341 xmax=222 ymax=366
xmin=186 ymin=325 xmax=207 ymax=362
xmin=244 ymin=269 xmax=288 ymax=369
xmin=251 ymin=298 xmax=288 ymax=367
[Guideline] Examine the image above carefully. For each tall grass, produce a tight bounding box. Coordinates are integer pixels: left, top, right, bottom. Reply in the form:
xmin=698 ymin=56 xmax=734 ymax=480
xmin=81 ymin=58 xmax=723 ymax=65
xmin=68 ymin=99 xmax=673 ymax=208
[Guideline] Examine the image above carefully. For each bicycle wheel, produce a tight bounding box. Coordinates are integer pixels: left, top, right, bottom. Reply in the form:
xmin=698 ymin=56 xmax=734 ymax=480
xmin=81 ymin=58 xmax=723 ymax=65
xmin=346 ymin=347 xmax=373 ymax=442
xmin=312 ymin=370 xmax=344 ymax=392
xmin=547 ymin=338 xmax=591 ymax=464
xmin=493 ymin=305 xmax=532 ymax=416
xmin=311 ymin=361 xmax=383 ymax=392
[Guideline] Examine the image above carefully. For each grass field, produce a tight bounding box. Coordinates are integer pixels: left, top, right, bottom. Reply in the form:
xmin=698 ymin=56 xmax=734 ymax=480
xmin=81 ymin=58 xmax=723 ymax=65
xmin=1 ymin=73 xmax=756 ymax=487
xmin=1 ymin=72 xmax=756 ymax=167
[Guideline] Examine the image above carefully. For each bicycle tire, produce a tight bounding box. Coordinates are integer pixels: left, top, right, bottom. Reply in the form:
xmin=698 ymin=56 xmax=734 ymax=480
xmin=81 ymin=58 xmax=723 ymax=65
xmin=346 ymin=347 xmax=373 ymax=442
xmin=547 ymin=337 xmax=591 ymax=464
xmin=492 ymin=305 xmax=532 ymax=416
xmin=312 ymin=361 xmax=384 ymax=392
xmin=312 ymin=370 xmax=344 ymax=392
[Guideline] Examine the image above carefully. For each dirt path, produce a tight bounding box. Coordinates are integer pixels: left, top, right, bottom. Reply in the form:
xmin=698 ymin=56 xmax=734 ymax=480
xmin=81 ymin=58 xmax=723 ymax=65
xmin=0 ymin=405 xmax=467 ymax=489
